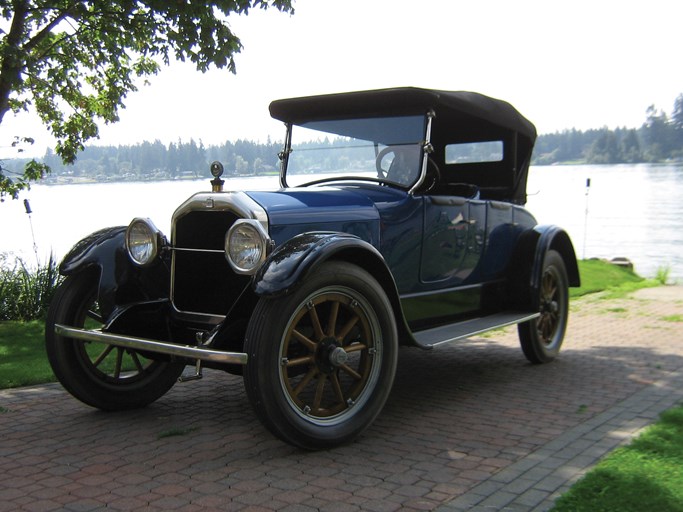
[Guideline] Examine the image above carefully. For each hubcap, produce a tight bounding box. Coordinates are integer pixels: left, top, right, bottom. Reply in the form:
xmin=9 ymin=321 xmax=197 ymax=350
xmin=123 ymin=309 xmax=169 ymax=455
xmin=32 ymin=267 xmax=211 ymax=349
xmin=329 ymin=346 xmax=349 ymax=367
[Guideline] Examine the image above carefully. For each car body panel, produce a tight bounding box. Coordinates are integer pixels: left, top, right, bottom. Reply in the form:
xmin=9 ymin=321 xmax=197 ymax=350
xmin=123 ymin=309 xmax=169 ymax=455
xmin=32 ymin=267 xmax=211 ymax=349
xmin=247 ymin=188 xmax=381 ymax=247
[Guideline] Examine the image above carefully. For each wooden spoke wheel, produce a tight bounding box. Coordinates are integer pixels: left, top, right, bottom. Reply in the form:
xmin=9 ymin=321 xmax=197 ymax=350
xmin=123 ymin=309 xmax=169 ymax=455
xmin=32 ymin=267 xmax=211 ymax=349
xmin=244 ymin=262 xmax=397 ymax=449
xmin=518 ymin=250 xmax=569 ymax=364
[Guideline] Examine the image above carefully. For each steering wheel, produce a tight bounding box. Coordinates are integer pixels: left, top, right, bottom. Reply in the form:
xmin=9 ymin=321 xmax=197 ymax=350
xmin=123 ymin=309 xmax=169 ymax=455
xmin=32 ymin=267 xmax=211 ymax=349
xmin=375 ymin=145 xmax=421 ymax=185
xmin=375 ymin=146 xmax=397 ymax=179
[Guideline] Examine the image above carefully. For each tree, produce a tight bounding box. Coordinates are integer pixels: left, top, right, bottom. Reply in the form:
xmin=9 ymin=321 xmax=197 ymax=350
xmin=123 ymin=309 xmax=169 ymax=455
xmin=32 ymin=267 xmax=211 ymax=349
xmin=586 ymin=129 xmax=619 ymax=164
xmin=642 ymin=105 xmax=673 ymax=161
xmin=0 ymin=0 xmax=293 ymax=199
xmin=672 ymin=94 xmax=683 ymax=131
xmin=620 ymin=129 xmax=641 ymax=163
xmin=672 ymin=94 xmax=683 ymax=152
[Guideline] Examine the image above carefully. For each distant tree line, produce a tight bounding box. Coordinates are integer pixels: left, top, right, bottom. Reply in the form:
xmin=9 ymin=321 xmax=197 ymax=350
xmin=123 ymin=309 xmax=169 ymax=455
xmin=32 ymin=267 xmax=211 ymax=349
xmin=4 ymin=94 xmax=683 ymax=183
xmin=31 ymin=138 xmax=284 ymax=182
xmin=533 ymin=94 xmax=683 ymax=165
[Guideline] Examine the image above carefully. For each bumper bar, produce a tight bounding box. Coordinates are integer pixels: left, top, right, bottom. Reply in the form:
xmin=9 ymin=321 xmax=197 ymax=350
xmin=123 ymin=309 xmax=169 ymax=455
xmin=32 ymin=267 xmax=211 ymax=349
xmin=54 ymin=324 xmax=248 ymax=365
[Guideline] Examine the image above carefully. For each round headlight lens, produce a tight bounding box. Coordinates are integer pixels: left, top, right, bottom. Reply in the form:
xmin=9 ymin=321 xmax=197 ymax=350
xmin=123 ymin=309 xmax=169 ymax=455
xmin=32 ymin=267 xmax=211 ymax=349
xmin=226 ymin=220 xmax=269 ymax=274
xmin=126 ymin=218 xmax=160 ymax=266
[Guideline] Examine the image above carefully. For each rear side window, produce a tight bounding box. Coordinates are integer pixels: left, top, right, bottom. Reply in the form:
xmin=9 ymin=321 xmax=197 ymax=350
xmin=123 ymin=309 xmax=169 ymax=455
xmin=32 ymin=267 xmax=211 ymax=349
xmin=445 ymin=141 xmax=503 ymax=164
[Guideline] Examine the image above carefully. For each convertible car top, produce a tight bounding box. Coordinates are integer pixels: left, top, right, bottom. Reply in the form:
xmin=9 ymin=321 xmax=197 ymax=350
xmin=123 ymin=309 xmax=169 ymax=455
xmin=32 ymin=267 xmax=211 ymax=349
xmin=271 ymin=87 xmax=537 ymax=205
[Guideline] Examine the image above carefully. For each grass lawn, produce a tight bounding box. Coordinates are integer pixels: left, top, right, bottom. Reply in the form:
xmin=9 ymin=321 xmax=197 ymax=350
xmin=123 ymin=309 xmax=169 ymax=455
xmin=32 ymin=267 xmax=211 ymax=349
xmin=569 ymin=258 xmax=653 ymax=299
xmin=551 ymin=406 xmax=683 ymax=512
xmin=0 ymin=320 xmax=55 ymax=388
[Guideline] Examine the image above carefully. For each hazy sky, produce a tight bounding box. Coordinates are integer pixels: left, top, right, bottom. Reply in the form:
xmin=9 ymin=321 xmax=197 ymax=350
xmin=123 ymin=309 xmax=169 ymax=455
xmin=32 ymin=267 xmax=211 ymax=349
xmin=2 ymin=0 xmax=681 ymax=157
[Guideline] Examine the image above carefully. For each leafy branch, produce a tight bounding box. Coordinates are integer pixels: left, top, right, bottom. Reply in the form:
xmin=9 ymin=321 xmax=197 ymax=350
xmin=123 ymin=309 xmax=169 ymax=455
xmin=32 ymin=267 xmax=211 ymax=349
xmin=0 ymin=0 xmax=294 ymax=200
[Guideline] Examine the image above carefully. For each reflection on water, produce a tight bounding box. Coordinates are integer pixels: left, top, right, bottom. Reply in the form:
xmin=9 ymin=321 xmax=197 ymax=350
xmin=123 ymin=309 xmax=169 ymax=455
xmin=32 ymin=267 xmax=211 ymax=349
xmin=1 ymin=164 xmax=681 ymax=281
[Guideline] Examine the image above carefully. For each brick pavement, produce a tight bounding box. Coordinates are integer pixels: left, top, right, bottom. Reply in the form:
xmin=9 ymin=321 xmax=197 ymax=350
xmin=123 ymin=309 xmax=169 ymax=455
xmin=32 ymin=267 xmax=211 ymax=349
xmin=1 ymin=286 xmax=682 ymax=512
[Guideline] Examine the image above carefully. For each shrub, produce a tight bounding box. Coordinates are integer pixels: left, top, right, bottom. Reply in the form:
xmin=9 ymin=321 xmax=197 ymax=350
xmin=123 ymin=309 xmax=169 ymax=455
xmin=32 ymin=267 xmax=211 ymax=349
xmin=0 ymin=253 xmax=62 ymax=321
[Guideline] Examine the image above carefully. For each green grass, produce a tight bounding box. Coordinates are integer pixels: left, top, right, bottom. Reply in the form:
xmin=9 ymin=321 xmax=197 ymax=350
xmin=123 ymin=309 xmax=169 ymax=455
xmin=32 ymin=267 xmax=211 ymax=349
xmin=0 ymin=320 xmax=55 ymax=388
xmin=570 ymin=259 xmax=656 ymax=299
xmin=552 ymin=406 xmax=683 ymax=512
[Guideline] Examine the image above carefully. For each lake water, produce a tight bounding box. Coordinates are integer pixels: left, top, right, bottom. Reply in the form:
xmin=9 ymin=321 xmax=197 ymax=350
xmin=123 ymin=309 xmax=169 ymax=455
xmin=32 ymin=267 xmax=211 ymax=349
xmin=1 ymin=164 xmax=682 ymax=281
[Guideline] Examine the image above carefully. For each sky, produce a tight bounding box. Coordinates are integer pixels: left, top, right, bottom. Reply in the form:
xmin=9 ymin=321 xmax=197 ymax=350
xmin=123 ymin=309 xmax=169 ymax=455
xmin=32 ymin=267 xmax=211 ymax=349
xmin=1 ymin=0 xmax=682 ymax=158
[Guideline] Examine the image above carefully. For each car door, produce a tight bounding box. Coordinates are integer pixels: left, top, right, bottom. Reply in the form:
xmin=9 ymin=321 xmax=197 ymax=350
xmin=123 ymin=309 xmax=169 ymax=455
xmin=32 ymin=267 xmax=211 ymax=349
xmin=420 ymin=195 xmax=486 ymax=285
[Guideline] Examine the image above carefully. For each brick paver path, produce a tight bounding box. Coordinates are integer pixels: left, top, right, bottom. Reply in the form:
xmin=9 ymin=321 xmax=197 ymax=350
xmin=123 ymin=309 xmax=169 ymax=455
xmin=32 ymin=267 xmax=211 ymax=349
xmin=1 ymin=286 xmax=682 ymax=511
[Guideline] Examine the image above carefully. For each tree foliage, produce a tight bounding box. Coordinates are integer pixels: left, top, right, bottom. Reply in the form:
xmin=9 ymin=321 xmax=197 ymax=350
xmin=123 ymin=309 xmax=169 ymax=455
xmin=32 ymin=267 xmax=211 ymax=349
xmin=0 ymin=0 xmax=293 ymax=199
xmin=533 ymin=94 xmax=683 ymax=165
xmin=15 ymin=137 xmax=283 ymax=181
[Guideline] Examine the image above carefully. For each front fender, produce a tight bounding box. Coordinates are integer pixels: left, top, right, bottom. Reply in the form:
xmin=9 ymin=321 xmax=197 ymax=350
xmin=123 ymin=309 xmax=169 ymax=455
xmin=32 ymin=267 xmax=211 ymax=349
xmin=253 ymin=232 xmax=379 ymax=297
xmin=59 ymin=226 xmax=170 ymax=322
xmin=253 ymin=231 xmax=418 ymax=347
xmin=60 ymin=226 xmax=127 ymax=276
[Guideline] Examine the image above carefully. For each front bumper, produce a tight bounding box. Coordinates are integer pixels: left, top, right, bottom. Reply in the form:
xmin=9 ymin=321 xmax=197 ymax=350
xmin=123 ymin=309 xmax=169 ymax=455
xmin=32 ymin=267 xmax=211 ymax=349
xmin=54 ymin=324 xmax=248 ymax=365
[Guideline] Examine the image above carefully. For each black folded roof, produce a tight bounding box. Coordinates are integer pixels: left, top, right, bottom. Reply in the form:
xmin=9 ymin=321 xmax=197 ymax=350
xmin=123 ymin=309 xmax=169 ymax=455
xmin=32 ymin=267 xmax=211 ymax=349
xmin=269 ymin=87 xmax=537 ymax=143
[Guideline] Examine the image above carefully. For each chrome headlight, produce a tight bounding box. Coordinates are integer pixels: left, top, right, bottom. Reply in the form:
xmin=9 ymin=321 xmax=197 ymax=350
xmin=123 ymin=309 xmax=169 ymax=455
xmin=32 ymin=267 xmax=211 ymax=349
xmin=126 ymin=218 xmax=162 ymax=266
xmin=225 ymin=219 xmax=270 ymax=275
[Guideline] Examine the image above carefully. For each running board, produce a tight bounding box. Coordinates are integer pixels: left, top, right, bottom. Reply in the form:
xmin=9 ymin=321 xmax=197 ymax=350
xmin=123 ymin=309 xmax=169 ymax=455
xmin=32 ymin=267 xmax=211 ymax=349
xmin=412 ymin=311 xmax=540 ymax=348
xmin=54 ymin=324 xmax=248 ymax=365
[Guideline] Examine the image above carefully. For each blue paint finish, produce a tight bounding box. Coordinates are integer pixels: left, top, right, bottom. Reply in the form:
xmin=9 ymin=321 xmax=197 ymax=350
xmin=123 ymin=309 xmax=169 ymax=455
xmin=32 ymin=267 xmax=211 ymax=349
xmin=253 ymin=232 xmax=385 ymax=297
xmin=249 ymin=184 xmax=429 ymax=297
xmin=247 ymin=188 xmax=382 ymax=247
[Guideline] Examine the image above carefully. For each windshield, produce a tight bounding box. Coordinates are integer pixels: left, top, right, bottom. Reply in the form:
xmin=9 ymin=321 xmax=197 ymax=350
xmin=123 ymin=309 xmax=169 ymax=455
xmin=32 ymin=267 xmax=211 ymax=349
xmin=283 ymin=115 xmax=426 ymax=188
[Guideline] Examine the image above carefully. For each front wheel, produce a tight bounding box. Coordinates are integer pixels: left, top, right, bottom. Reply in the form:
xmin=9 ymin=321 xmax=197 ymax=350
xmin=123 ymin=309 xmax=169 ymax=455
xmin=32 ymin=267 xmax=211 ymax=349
xmin=518 ymin=250 xmax=569 ymax=364
xmin=243 ymin=261 xmax=398 ymax=449
xmin=45 ymin=271 xmax=184 ymax=410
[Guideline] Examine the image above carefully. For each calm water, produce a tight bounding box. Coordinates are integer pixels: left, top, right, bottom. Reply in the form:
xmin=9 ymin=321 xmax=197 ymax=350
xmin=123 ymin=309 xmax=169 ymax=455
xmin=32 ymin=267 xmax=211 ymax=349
xmin=2 ymin=164 xmax=682 ymax=281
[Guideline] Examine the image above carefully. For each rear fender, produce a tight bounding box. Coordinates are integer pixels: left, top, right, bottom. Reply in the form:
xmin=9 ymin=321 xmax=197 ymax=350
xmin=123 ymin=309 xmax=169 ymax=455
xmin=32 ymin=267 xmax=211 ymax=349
xmin=531 ymin=225 xmax=580 ymax=289
xmin=253 ymin=232 xmax=417 ymax=346
xmin=59 ymin=226 xmax=170 ymax=322
xmin=508 ymin=225 xmax=580 ymax=308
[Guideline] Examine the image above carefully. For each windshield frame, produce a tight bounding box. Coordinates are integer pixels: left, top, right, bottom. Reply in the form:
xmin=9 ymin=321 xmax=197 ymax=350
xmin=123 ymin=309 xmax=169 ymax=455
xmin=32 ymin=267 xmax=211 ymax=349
xmin=278 ymin=112 xmax=434 ymax=193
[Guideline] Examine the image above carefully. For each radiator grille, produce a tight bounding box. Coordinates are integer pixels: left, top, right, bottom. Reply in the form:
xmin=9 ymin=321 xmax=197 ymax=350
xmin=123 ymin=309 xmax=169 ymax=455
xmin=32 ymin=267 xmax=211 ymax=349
xmin=171 ymin=210 xmax=250 ymax=317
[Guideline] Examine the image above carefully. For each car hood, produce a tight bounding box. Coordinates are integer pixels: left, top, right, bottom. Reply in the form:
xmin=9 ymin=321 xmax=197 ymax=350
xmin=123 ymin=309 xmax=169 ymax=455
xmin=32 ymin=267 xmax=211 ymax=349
xmin=247 ymin=186 xmax=381 ymax=223
xmin=246 ymin=186 xmax=390 ymax=246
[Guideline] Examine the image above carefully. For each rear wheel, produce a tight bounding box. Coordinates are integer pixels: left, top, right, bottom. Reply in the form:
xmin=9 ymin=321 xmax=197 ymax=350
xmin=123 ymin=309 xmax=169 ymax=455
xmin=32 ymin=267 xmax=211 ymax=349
xmin=45 ymin=271 xmax=184 ymax=410
xmin=244 ymin=261 xmax=398 ymax=449
xmin=518 ymin=250 xmax=569 ymax=363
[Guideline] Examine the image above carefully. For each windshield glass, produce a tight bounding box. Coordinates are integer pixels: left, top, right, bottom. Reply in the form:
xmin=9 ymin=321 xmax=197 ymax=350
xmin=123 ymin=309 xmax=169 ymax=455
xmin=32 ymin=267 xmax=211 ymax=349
xmin=284 ymin=115 xmax=426 ymax=188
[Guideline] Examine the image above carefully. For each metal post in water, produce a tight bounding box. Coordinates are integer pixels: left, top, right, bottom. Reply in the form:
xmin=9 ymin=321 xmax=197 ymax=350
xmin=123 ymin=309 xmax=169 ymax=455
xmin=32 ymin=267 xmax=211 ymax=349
xmin=583 ymin=178 xmax=590 ymax=260
xmin=24 ymin=198 xmax=39 ymax=266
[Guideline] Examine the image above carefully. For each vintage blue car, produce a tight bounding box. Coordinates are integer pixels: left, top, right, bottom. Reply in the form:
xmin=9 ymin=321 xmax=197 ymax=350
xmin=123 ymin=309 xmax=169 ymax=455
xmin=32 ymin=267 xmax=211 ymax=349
xmin=46 ymin=88 xmax=580 ymax=449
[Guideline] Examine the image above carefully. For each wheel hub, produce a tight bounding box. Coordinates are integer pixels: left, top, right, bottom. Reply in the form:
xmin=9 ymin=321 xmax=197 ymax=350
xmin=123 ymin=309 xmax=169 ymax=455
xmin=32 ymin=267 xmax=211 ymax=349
xmin=317 ymin=338 xmax=348 ymax=374
xmin=541 ymin=300 xmax=559 ymax=314
xmin=329 ymin=346 xmax=349 ymax=367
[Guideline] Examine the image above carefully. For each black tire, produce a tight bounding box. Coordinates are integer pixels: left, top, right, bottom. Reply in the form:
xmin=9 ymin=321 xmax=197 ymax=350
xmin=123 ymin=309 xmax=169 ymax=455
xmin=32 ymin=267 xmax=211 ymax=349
xmin=45 ymin=271 xmax=184 ymax=410
xmin=518 ymin=250 xmax=569 ymax=364
xmin=243 ymin=261 xmax=398 ymax=449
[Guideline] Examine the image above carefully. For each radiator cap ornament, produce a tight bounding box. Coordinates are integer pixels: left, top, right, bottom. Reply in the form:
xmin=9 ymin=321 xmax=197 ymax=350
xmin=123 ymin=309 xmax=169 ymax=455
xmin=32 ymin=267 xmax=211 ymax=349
xmin=210 ymin=161 xmax=224 ymax=192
